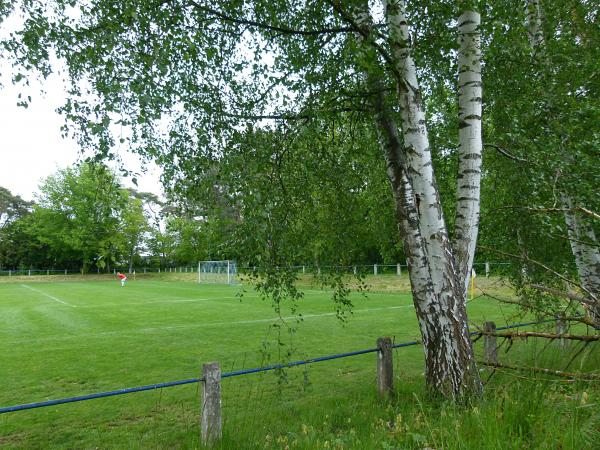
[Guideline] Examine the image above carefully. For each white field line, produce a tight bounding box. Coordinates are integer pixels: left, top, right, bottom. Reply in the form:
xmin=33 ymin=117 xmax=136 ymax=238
xmin=76 ymin=291 xmax=327 ymax=308
xmin=3 ymin=304 xmax=414 ymax=345
xmin=76 ymin=296 xmax=241 ymax=308
xmin=125 ymin=282 xmax=401 ymax=298
xmin=20 ymin=284 xmax=77 ymax=307
xmin=301 ymin=289 xmax=403 ymax=297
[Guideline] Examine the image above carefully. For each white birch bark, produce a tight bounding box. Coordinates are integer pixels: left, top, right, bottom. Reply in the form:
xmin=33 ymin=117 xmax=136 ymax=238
xmin=375 ymin=0 xmax=481 ymax=397
xmin=455 ymin=10 xmax=482 ymax=296
xmin=561 ymin=195 xmax=600 ymax=324
xmin=525 ymin=0 xmax=545 ymax=49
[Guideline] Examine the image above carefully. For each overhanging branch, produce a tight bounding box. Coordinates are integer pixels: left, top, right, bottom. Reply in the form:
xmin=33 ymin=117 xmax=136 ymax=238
xmin=188 ymin=1 xmax=355 ymax=36
xmin=221 ymin=107 xmax=368 ymax=122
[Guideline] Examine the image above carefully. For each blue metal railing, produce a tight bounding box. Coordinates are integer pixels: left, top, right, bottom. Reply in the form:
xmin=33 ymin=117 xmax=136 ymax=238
xmin=0 ymin=319 xmax=558 ymax=415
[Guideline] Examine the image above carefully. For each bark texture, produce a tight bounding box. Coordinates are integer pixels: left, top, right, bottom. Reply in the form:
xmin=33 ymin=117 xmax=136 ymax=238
xmin=455 ymin=10 xmax=482 ymax=296
xmin=561 ymin=195 xmax=600 ymax=324
xmin=359 ymin=0 xmax=482 ymax=398
xmin=525 ymin=0 xmax=545 ymax=49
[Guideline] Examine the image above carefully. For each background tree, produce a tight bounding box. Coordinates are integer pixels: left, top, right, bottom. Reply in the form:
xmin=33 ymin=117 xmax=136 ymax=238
xmin=118 ymin=191 xmax=149 ymax=273
xmin=31 ymin=163 xmax=128 ymax=272
xmin=0 ymin=187 xmax=34 ymax=269
xmin=479 ymin=0 xmax=600 ymax=326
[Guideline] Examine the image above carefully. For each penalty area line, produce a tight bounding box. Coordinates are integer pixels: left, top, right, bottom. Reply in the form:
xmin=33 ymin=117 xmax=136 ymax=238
xmin=20 ymin=284 xmax=77 ymax=307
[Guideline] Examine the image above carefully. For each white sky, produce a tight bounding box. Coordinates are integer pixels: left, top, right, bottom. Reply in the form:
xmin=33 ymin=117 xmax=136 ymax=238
xmin=0 ymin=71 xmax=164 ymax=202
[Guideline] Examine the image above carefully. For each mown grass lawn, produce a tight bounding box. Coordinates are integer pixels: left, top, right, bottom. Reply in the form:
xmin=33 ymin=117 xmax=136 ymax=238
xmin=0 ymin=275 xmax=597 ymax=449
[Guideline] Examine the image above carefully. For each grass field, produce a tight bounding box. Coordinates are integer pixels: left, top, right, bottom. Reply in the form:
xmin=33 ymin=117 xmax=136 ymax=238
xmin=0 ymin=275 xmax=597 ymax=449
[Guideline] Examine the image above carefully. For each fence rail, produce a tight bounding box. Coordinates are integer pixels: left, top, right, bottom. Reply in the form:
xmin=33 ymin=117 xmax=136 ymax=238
xmin=0 ymin=261 xmax=512 ymax=278
xmin=0 ymin=267 xmax=199 ymax=276
xmin=0 ymin=318 xmax=558 ymax=416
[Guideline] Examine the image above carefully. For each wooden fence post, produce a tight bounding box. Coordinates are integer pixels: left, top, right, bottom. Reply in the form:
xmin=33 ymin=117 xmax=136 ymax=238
xmin=376 ymin=337 xmax=393 ymax=398
xmin=397 ymin=263 xmax=401 ymax=276
xmin=374 ymin=264 xmax=378 ymax=276
xmin=483 ymin=321 xmax=498 ymax=364
xmin=201 ymin=362 xmax=222 ymax=447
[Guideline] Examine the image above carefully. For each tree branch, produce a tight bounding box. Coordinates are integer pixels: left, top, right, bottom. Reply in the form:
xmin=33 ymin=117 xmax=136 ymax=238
xmin=549 ymin=232 xmax=600 ymax=249
xmin=577 ymin=206 xmax=600 ymax=222
xmin=479 ymin=245 xmax=597 ymax=301
xmin=481 ymin=331 xmax=599 ymax=341
xmin=479 ymin=290 xmax=597 ymax=327
xmin=479 ymin=361 xmax=600 ymax=380
xmin=493 ymin=205 xmax=598 ymax=219
xmin=325 ymin=0 xmax=401 ymax=84
xmin=528 ymin=283 xmax=595 ymax=306
xmin=221 ymin=107 xmax=368 ymax=122
xmin=187 ymin=1 xmax=355 ymax=36
xmin=483 ymin=143 xmax=528 ymax=162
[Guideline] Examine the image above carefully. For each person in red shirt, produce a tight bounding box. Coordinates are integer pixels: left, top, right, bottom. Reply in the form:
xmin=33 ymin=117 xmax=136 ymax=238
xmin=117 ymin=272 xmax=127 ymax=287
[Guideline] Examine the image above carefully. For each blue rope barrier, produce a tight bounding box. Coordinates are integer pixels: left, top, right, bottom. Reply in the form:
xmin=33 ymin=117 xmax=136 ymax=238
xmin=0 ymin=378 xmax=201 ymax=414
xmin=0 ymin=317 xmax=563 ymax=415
xmin=222 ymin=347 xmax=379 ymax=379
xmin=469 ymin=318 xmax=558 ymax=337
xmin=392 ymin=340 xmax=420 ymax=349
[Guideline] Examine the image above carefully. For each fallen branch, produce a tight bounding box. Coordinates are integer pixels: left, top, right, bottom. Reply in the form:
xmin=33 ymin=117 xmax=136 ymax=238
xmin=480 ymin=331 xmax=600 ymax=342
xmin=478 ymin=361 xmax=600 ymax=380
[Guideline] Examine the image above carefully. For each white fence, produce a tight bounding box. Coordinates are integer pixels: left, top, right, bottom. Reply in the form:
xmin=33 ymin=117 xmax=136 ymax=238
xmin=0 ymin=262 xmax=511 ymax=278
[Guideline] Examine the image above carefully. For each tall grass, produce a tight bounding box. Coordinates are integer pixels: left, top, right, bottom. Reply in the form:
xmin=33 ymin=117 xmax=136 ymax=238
xmin=217 ymin=363 xmax=599 ymax=449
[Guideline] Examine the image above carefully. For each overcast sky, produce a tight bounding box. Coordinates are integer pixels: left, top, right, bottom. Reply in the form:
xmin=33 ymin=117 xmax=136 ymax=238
xmin=0 ymin=71 xmax=163 ymax=202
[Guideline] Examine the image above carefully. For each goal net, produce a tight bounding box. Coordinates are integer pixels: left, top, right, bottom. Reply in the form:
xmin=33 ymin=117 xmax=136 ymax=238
xmin=198 ymin=260 xmax=238 ymax=285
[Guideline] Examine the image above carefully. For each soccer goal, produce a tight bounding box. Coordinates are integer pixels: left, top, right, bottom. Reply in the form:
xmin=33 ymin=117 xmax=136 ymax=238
xmin=198 ymin=260 xmax=238 ymax=285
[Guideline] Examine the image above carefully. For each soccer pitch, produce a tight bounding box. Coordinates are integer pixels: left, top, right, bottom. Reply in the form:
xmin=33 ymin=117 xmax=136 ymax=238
xmin=0 ymin=277 xmax=514 ymax=448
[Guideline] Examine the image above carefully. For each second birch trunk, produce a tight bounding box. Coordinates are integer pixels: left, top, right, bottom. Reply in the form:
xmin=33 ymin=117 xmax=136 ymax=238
xmin=455 ymin=10 xmax=482 ymax=296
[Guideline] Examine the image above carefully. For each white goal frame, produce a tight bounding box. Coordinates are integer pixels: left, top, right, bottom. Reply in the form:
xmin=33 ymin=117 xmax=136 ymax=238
xmin=198 ymin=260 xmax=238 ymax=285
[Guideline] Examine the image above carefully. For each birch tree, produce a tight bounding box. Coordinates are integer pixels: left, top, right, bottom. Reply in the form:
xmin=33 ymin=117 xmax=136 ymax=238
xmin=3 ymin=0 xmax=485 ymax=398
xmin=480 ymin=0 xmax=599 ymax=326
xmin=455 ymin=8 xmax=482 ymax=296
xmin=346 ymin=0 xmax=482 ymax=397
xmin=525 ymin=0 xmax=600 ymax=324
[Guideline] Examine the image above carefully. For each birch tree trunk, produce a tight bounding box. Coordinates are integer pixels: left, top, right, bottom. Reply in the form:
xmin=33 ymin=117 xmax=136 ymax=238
xmin=561 ymin=195 xmax=600 ymax=324
xmin=455 ymin=10 xmax=483 ymax=296
xmin=525 ymin=0 xmax=600 ymax=326
xmin=354 ymin=0 xmax=482 ymax=398
xmin=525 ymin=0 xmax=545 ymax=49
